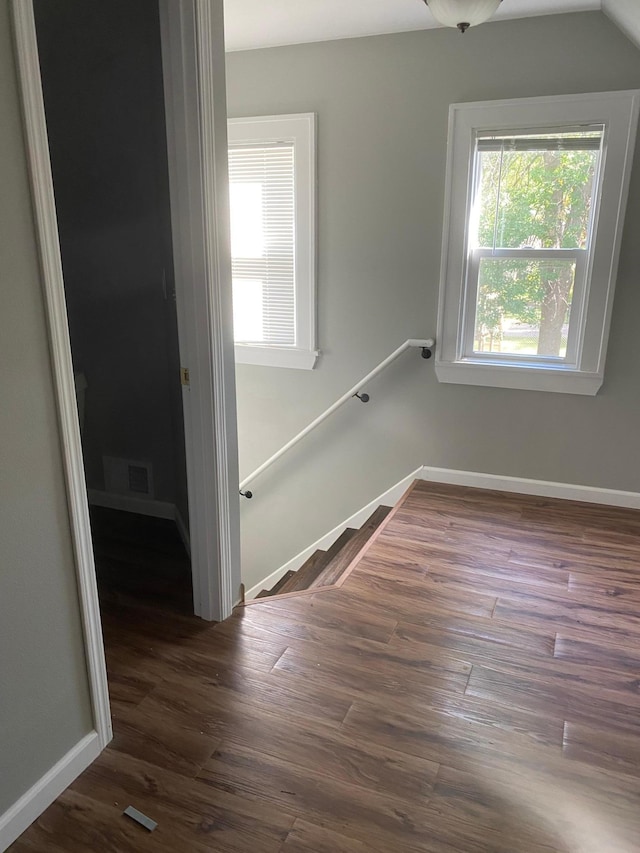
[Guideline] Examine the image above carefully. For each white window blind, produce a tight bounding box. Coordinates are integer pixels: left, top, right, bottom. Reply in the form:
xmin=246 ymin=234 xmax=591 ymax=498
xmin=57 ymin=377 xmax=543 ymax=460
xmin=229 ymin=143 xmax=296 ymax=347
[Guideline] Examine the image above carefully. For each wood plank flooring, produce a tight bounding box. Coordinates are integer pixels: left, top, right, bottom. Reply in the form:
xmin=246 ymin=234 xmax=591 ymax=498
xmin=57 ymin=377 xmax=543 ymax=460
xmin=10 ymin=481 xmax=640 ymax=852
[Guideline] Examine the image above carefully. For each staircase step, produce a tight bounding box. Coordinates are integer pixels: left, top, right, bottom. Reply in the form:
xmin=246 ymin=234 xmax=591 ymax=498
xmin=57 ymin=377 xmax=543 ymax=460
xmin=251 ymin=505 xmax=393 ymax=602
xmin=319 ymin=526 xmax=358 ymax=564
xmin=257 ymin=570 xmax=296 ymax=598
xmin=275 ymin=549 xmax=329 ymax=595
xmin=262 ymin=529 xmax=357 ymax=598
xmin=309 ymin=505 xmax=392 ymax=588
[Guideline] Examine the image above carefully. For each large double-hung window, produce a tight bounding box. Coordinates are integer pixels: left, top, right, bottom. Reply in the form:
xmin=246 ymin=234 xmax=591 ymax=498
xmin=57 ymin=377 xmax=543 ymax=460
xmin=468 ymin=128 xmax=601 ymax=362
xmin=437 ymin=91 xmax=639 ymax=394
xmin=228 ymin=113 xmax=317 ymax=369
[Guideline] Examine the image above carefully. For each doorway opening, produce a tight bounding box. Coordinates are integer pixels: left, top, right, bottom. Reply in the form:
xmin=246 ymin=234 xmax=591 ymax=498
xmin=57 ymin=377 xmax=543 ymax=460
xmin=33 ymin=0 xmax=194 ymax=621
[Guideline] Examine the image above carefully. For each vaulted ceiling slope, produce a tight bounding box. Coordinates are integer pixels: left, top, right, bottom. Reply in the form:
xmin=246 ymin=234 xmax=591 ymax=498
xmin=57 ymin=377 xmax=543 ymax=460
xmin=223 ymin=0 xmax=640 ymax=52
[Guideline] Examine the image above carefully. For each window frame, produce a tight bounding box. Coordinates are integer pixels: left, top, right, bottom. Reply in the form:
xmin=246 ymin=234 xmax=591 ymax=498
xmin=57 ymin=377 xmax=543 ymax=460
xmin=228 ymin=113 xmax=318 ymax=370
xmin=436 ymin=91 xmax=640 ymax=395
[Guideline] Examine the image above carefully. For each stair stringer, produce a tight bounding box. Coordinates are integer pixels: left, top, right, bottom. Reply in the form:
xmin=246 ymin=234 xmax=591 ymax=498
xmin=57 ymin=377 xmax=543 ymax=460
xmin=243 ymin=465 xmax=423 ymax=601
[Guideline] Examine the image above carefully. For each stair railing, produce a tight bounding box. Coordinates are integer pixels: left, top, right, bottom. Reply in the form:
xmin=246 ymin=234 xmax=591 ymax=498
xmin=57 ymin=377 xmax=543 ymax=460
xmin=239 ymin=338 xmax=435 ymax=498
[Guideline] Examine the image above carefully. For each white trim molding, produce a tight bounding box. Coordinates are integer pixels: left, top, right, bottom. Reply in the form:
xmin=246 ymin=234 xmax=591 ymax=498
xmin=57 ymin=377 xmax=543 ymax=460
xmin=0 ymin=733 xmax=101 ymax=851
xmin=160 ymin=0 xmax=242 ymax=620
xmin=244 ymin=467 xmax=424 ymax=600
xmin=434 ymin=362 xmax=605 ymax=395
xmin=235 ymin=344 xmax=319 ymax=370
xmin=11 ymin=0 xmax=111 ymax=745
xmin=420 ymin=466 xmax=640 ymax=509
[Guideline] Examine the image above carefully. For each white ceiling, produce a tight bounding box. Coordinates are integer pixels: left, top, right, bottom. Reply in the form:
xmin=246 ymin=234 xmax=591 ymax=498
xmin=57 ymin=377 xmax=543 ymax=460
xmin=223 ymin=0 xmax=640 ymax=53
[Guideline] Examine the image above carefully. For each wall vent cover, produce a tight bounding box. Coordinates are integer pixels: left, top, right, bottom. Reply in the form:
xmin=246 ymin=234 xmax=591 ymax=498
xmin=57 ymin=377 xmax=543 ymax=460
xmin=128 ymin=464 xmax=150 ymax=494
xmin=103 ymin=456 xmax=154 ymax=498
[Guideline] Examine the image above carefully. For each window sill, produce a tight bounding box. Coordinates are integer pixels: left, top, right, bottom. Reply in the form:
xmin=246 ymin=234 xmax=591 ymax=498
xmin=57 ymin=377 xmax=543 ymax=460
xmin=234 ymin=344 xmax=319 ymax=370
xmin=435 ymin=359 xmax=603 ymax=395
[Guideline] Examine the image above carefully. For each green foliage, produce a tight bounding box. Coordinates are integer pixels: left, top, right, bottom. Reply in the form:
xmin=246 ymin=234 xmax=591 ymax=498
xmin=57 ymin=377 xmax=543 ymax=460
xmin=473 ymin=146 xmax=596 ymax=356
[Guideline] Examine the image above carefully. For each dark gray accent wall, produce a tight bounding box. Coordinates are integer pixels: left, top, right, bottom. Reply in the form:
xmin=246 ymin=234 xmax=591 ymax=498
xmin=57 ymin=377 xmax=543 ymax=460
xmin=227 ymin=12 xmax=640 ymax=591
xmin=34 ymin=0 xmax=188 ymax=518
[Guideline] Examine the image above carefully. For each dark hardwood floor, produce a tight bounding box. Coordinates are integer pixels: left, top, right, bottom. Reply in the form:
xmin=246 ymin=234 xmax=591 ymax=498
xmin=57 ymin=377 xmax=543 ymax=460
xmin=11 ymin=482 xmax=640 ymax=852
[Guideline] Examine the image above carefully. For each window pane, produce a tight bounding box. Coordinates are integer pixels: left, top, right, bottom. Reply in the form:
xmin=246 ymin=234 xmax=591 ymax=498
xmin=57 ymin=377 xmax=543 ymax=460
xmin=475 ymin=134 xmax=600 ymax=251
xmin=228 ymin=144 xmax=295 ymax=346
xmin=230 ymin=183 xmax=264 ymax=258
xmin=473 ymin=258 xmax=576 ymax=358
xmin=232 ymin=279 xmax=264 ymax=343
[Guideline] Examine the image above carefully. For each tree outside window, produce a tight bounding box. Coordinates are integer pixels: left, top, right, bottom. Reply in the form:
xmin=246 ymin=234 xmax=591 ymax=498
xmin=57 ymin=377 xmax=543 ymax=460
xmin=470 ymin=133 xmax=600 ymax=359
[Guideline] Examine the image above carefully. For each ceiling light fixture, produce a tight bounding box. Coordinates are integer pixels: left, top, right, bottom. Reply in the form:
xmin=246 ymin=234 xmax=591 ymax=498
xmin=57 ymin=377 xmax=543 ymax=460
xmin=424 ymin=0 xmax=503 ymax=33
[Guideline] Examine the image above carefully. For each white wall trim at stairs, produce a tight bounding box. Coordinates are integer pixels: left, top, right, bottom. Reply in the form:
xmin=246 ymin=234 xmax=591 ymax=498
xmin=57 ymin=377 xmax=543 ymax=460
xmin=0 ymin=732 xmax=101 ymax=851
xmin=419 ymin=466 xmax=640 ymax=509
xmin=244 ymin=466 xmax=423 ymax=600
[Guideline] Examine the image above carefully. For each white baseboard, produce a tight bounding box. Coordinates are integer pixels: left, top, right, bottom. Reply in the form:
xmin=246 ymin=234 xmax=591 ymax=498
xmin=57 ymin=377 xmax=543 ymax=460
xmin=244 ymin=467 xmax=423 ymax=600
xmin=88 ymin=489 xmax=176 ymax=520
xmin=0 ymin=732 xmax=101 ymax=851
xmin=419 ymin=466 xmax=640 ymax=509
xmin=175 ymin=507 xmax=191 ymax=556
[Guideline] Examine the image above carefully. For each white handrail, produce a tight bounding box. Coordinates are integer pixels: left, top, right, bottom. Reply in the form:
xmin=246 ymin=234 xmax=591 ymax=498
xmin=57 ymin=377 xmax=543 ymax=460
xmin=239 ymin=338 xmax=434 ymax=492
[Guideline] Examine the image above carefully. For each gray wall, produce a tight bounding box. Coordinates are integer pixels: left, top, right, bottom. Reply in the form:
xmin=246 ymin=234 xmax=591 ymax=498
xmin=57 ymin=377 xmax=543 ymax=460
xmin=227 ymin=11 xmax=640 ymax=591
xmin=0 ymin=0 xmax=93 ymax=816
xmin=34 ymin=0 xmax=188 ymax=518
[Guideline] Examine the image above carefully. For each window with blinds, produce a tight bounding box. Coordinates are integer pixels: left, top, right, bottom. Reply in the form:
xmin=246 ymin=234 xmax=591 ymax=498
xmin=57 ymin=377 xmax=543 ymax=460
xmin=229 ymin=143 xmax=296 ymax=346
xmin=227 ymin=113 xmax=317 ymax=370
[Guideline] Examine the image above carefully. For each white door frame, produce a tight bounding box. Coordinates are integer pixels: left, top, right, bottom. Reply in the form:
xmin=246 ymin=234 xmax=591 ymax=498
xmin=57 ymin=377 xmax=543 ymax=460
xmin=11 ymin=0 xmax=238 ymax=746
xmin=159 ymin=0 xmax=242 ymax=622
xmin=11 ymin=0 xmax=112 ymax=745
